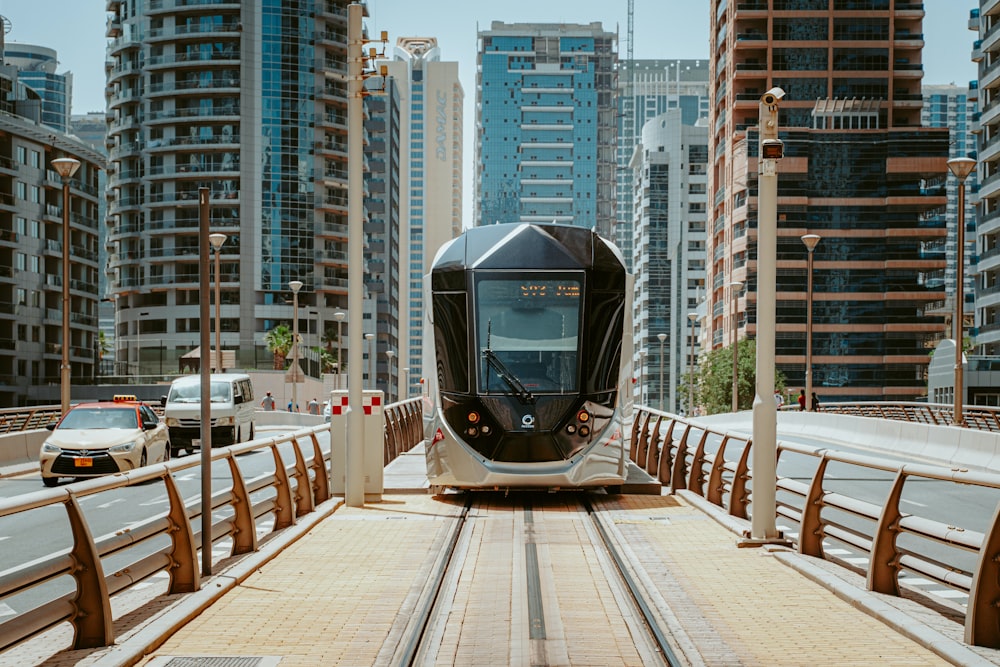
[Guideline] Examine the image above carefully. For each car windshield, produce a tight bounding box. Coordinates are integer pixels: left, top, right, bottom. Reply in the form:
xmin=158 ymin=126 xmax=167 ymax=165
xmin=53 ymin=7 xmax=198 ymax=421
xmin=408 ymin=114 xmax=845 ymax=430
xmin=59 ymin=407 xmax=138 ymax=430
xmin=168 ymin=381 xmax=232 ymax=403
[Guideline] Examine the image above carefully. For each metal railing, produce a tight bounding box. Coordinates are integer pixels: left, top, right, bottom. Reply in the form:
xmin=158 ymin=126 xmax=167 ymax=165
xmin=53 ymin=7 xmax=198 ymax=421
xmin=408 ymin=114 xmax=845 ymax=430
xmin=630 ymin=405 xmax=1000 ymax=649
xmin=0 ymin=398 xmax=423 ymax=653
xmin=819 ymin=401 xmax=1000 ymax=432
xmin=0 ymin=406 xmax=62 ymax=434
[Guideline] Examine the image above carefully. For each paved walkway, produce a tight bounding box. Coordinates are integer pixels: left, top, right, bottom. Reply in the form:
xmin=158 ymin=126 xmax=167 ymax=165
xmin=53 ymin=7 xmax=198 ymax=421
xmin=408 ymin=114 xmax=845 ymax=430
xmin=15 ymin=448 xmax=1000 ymax=666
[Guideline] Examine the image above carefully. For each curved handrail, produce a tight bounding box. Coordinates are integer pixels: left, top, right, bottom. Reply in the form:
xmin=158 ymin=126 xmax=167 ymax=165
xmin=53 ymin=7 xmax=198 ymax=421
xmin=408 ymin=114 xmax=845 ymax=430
xmin=630 ymin=404 xmax=1000 ymax=650
xmin=0 ymin=397 xmax=424 ymax=653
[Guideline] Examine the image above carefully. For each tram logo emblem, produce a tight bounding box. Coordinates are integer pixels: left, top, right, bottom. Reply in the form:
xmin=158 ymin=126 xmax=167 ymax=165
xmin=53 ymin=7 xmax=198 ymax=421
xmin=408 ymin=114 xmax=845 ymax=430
xmin=521 ymin=414 xmax=535 ymax=429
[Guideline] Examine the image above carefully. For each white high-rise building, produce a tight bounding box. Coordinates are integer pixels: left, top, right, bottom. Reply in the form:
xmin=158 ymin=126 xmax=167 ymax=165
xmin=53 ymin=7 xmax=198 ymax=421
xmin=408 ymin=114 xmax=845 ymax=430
xmin=383 ymin=37 xmax=463 ymax=398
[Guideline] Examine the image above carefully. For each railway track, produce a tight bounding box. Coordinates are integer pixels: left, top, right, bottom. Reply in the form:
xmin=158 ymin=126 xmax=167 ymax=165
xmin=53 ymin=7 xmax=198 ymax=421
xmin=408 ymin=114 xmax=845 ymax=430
xmin=393 ymin=492 xmax=687 ymax=667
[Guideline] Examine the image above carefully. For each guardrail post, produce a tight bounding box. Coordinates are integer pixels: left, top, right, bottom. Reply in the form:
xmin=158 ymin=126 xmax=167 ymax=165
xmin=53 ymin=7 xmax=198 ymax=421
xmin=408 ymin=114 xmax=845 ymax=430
xmin=269 ymin=443 xmax=295 ymax=531
xmin=646 ymin=415 xmax=663 ymax=475
xmin=706 ymin=435 xmax=730 ymax=506
xmin=966 ymin=500 xmax=1000 ymax=647
xmin=308 ymin=431 xmax=331 ymax=504
xmin=63 ymin=492 xmax=113 ymax=648
xmin=798 ymin=455 xmax=830 ymax=557
xmin=163 ymin=473 xmax=200 ymax=594
xmin=634 ymin=412 xmax=650 ymax=466
xmin=727 ymin=437 xmax=752 ymax=519
xmin=290 ymin=435 xmax=315 ymax=517
xmin=630 ymin=410 xmax=648 ymax=463
xmin=657 ymin=419 xmax=678 ymax=484
xmin=670 ymin=426 xmax=689 ymax=492
xmin=866 ymin=470 xmax=906 ymax=596
xmin=687 ymin=430 xmax=709 ymax=496
xmin=226 ymin=453 xmax=258 ymax=555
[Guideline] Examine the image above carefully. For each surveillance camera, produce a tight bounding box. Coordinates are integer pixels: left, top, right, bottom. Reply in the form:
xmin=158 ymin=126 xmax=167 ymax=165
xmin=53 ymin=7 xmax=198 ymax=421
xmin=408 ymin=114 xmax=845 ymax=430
xmin=761 ymin=87 xmax=786 ymax=106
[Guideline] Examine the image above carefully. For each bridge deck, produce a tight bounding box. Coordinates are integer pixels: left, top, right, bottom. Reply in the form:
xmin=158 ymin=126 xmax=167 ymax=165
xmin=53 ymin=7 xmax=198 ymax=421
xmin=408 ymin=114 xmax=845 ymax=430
xmin=24 ymin=447 xmax=998 ymax=666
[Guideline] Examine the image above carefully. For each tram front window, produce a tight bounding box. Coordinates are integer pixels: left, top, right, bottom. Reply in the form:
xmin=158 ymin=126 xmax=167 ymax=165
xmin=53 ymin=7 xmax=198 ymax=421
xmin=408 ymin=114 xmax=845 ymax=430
xmin=476 ymin=277 xmax=581 ymax=395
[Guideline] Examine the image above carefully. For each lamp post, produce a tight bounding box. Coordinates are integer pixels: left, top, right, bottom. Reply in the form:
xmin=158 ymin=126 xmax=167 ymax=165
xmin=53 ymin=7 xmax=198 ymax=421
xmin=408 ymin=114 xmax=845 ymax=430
xmin=657 ymin=332 xmax=667 ymax=411
xmin=402 ymin=367 xmax=410 ymax=399
xmin=688 ymin=312 xmax=698 ymax=415
xmin=948 ymin=157 xmax=976 ymax=427
xmin=637 ymin=349 xmax=646 ymax=404
xmin=801 ymin=234 xmax=821 ymax=412
xmin=289 ymin=280 xmax=303 ymax=413
xmin=386 ymin=349 xmax=396 ymax=403
xmin=729 ymin=280 xmax=743 ymax=412
xmin=52 ymin=157 xmax=80 ymax=415
xmin=209 ymin=233 xmax=226 ymax=373
xmin=365 ymin=333 xmax=374 ymax=390
xmin=334 ymin=311 xmax=346 ymax=390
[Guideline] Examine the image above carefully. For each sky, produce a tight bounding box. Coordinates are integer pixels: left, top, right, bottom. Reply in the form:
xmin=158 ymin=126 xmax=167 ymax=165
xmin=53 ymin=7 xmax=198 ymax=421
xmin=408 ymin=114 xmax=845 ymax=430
xmin=0 ymin=0 xmax=979 ymax=224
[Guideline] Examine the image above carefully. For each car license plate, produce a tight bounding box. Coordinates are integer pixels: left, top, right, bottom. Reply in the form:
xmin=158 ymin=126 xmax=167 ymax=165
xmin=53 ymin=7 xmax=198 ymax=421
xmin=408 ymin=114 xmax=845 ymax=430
xmin=192 ymin=439 xmax=201 ymax=449
xmin=75 ymin=457 xmax=93 ymax=468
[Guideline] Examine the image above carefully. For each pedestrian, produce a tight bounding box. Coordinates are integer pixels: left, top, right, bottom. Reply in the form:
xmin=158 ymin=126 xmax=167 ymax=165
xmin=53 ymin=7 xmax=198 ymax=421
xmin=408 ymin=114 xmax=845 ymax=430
xmin=811 ymin=392 xmax=820 ymax=411
xmin=774 ymin=391 xmax=784 ymax=408
xmin=797 ymin=389 xmax=806 ymax=411
xmin=260 ymin=391 xmax=275 ymax=411
xmin=287 ymin=400 xmax=299 ymax=412
xmin=307 ymin=397 xmax=320 ymax=415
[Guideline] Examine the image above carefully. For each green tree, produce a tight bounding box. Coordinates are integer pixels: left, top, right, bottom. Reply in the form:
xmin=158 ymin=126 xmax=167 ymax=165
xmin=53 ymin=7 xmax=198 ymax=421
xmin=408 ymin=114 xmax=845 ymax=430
xmin=682 ymin=338 xmax=785 ymax=415
xmin=264 ymin=323 xmax=294 ymax=371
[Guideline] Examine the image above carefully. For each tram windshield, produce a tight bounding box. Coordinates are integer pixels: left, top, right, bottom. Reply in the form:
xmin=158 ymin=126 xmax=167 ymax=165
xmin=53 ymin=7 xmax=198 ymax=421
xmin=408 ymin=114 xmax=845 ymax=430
xmin=476 ymin=276 xmax=581 ymax=395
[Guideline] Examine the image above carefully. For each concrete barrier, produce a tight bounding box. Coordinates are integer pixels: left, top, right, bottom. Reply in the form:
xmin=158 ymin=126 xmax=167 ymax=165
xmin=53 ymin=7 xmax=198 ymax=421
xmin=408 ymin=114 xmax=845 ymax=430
xmin=0 ymin=429 xmax=50 ymax=468
xmin=695 ymin=411 xmax=1000 ymax=473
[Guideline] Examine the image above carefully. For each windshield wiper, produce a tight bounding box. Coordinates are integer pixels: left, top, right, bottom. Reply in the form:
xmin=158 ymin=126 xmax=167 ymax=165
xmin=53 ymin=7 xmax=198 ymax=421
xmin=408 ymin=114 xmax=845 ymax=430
xmin=483 ymin=320 xmax=535 ymax=405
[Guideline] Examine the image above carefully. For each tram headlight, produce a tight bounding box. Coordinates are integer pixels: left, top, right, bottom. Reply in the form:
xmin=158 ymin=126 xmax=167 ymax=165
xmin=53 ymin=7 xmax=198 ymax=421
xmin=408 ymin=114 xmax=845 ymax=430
xmin=577 ymin=410 xmax=590 ymax=423
xmin=566 ymin=424 xmax=577 ymax=434
xmin=579 ymin=425 xmax=590 ymax=437
xmin=466 ymin=426 xmax=479 ymax=438
xmin=467 ymin=411 xmax=480 ymax=424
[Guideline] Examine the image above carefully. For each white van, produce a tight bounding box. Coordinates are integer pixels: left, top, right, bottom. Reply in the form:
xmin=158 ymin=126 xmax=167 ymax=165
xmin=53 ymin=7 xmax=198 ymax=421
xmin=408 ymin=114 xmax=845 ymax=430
xmin=163 ymin=373 xmax=256 ymax=456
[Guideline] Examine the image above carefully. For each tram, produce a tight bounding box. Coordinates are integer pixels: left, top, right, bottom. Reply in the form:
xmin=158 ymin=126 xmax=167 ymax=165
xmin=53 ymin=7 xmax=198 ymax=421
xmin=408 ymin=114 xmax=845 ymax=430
xmin=423 ymin=222 xmax=633 ymax=491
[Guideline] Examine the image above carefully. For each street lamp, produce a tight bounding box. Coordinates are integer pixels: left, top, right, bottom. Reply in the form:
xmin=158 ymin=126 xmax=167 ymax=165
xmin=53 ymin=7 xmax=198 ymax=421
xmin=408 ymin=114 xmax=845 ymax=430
xmin=289 ymin=280 xmax=303 ymax=413
xmin=209 ymin=233 xmax=226 ymax=374
xmin=365 ymin=333 xmax=374 ymax=390
xmin=687 ymin=312 xmax=698 ymax=416
xmin=386 ymin=349 xmax=396 ymax=403
xmin=52 ymin=157 xmax=80 ymax=415
xmin=729 ymin=280 xmax=743 ymax=412
xmin=948 ymin=156 xmax=976 ymax=427
xmin=402 ymin=367 xmax=410 ymax=399
xmin=334 ymin=311 xmax=346 ymax=390
xmin=801 ymin=234 xmax=821 ymax=412
xmin=657 ymin=332 xmax=667 ymax=411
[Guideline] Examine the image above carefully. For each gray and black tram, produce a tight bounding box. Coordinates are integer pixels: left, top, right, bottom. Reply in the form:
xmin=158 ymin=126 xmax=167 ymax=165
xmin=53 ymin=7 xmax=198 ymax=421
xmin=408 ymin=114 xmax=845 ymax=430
xmin=424 ymin=222 xmax=633 ymax=491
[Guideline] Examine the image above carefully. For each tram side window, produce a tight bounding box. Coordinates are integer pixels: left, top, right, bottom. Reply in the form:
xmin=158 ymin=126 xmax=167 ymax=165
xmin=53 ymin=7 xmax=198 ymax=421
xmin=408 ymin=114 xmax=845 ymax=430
xmin=433 ymin=292 xmax=470 ymax=393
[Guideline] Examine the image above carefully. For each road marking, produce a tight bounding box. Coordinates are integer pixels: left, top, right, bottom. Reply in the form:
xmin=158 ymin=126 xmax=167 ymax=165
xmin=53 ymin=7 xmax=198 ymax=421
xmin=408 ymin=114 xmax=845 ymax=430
xmin=140 ymin=495 xmax=169 ymax=507
xmin=901 ymin=498 xmax=928 ymax=508
xmin=0 ymin=603 xmax=16 ymax=617
xmin=97 ymin=498 xmax=126 ymax=509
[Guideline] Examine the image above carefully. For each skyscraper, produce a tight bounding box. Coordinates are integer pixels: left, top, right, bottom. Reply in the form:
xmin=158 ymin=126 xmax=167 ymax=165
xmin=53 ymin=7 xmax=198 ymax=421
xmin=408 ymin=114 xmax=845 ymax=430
xmin=383 ymin=37 xmax=463 ymax=399
xmin=2 ymin=42 xmax=73 ymax=134
xmin=104 ymin=0 xmax=358 ymax=375
xmin=708 ymin=0 xmax=950 ymax=403
xmin=475 ymin=22 xmax=617 ymax=236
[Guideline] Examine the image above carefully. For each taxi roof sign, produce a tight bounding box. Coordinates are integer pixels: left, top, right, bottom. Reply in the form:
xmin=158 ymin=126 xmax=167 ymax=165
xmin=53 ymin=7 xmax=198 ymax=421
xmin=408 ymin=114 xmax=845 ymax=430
xmin=113 ymin=394 xmax=138 ymax=402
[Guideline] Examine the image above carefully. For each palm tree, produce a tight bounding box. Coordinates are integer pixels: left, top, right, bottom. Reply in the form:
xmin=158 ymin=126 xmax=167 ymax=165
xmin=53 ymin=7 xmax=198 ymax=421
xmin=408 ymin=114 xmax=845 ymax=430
xmin=264 ymin=323 xmax=294 ymax=370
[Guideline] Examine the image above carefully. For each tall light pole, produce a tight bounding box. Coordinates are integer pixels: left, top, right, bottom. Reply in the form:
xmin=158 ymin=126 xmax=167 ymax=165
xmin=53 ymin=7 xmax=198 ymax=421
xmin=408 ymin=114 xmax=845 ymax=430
xmin=729 ymin=280 xmax=743 ymax=412
xmin=365 ymin=333 xmax=374 ymax=390
xmin=688 ymin=312 xmax=698 ymax=416
xmin=209 ymin=233 xmax=226 ymax=373
xmin=197 ymin=186 xmax=212 ymax=575
xmin=289 ymin=280 xmax=303 ymax=413
xmin=801 ymin=234 xmax=821 ymax=412
xmin=657 ymin=332 xmax=667 ymax=411
xmin=334 ymin=311 xmax=346 ymax=390
xmin=948 ymin=156 xmax=976 ymax=427
xmin=402 ymin=367 xmax=410 ymax=399
xmin=386 ymin=349 xmax=396 ymax=403
xmin=52 ymin=157 xmax=80 ymax=415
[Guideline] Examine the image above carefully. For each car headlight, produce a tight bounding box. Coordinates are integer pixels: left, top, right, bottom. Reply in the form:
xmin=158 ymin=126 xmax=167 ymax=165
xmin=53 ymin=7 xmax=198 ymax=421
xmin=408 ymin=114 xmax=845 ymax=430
xmin=215 ymin=416 xmax=235 ymax=426
xmin=108 ymin=441 xmax=137 ymax=453
xmin=41 ymin=442 xmax=62 ymax=454
xmin=165 ymin=417 xmax=179 ymax=427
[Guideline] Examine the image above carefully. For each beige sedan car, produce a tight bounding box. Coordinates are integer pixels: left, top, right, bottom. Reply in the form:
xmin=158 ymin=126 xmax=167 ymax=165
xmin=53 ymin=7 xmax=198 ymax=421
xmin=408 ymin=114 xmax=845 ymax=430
xmin=40 ymin=398 xmax=171 ymax=487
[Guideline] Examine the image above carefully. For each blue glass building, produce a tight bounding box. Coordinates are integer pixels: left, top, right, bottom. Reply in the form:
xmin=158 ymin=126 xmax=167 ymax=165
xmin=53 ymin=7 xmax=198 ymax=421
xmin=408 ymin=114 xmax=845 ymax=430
xmin=475 ymin=22 xmax=617 ymax=236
